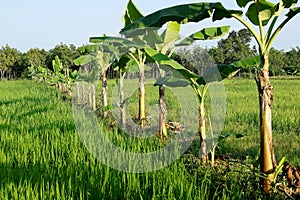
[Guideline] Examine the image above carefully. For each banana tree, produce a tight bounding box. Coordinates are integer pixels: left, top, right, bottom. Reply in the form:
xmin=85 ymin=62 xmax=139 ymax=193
xmin=28 ymin=65 xmax=51 ymax=82
xmin=146 ymin=47 xmax=259 ymax=164
xmin=90 ymin=35 xmax=149 ymax=126
xmin=122 ymin=0 xmax=231 ymax=139
xmin=122 ymin=0 xmax=177 ymax=137
xmin=112 ymin=54 xmax=137 ymax=128
xmin=87 ymin=36 xmax=146 ymax=123
xmin=74 ymin=43 xmax=116 ymax=115
xmin=121 ymin=0 xmax=300 ymax=191
xmin=51 ymin=56 xmax=77 ymax=96
xmin=29 ymin=56 xmax=77 ymax=96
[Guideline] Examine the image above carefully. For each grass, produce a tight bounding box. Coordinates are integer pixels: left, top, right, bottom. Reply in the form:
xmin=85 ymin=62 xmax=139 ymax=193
xmin=0 ymin=78 xmax=299 ymax=199
xmin=219 ymin=78 xmax=300 ymax=166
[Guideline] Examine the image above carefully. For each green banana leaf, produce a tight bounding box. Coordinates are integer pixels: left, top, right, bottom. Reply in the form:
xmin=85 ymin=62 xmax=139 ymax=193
xmin=122 ymin=0 xmax=144 ymax=27
xmin=154 ymin=76 xmax=190 ymax=87
xmin=196 ymin=55 xmax=260 ymax=85
xmin=144 ymin=47 xmax=198 ymax=81
xmin=121 ymin=2 xmax=242 ymax=32
xmin=74 ymin=55 xmax=97 ymax=66
xmin=177 ymin=26 xmax=230 ymax=46
xmin=246 ymin=1 xmax=276 ymax=26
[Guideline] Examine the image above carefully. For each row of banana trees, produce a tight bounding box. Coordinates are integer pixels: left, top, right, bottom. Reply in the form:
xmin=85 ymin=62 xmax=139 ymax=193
xmin=74 ymin=1 xmax=246 ymax=152
xmin=74 ymin=0 xmax=299 ymax=193
xmin=29 ymin=56 xmax=77 ymax=96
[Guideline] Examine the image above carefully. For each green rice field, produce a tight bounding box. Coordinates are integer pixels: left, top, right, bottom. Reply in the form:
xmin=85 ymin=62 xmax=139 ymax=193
xmin=0 ymin=78 xmax=299 ymax=199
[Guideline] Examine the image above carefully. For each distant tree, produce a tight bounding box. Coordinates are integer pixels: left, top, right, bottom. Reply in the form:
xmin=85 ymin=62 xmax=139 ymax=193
xmin=172 ymin=49 xmax=195 ymax=73
xmin=268 ymin=47 xmax=285 ymax=76
xmin=0 ymin=44 xmax=21 ymax=79
xmin=208 ymin=29 xmax=257 ymax=65
xmin=22 ymin=48 xmax=47 ymax=67
xmin=20 ymin=48 xmax=48 ymax=77
xmin=284 ymin=47 xmax=300 ymax=74
xmin=46 ymin=43 xmax=80 ymax=71
xmin=175 ymin=46 xmax=215 ymax=76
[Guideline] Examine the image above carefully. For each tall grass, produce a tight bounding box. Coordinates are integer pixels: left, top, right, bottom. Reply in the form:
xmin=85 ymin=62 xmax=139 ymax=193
xmin=0 ymin=79 xmax=298 ymax=199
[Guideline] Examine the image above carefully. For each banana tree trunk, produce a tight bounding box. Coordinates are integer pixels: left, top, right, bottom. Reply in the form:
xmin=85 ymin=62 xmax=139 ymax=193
xmin=75 ymin=82 xmax=79 ymax=104
xmin=0 ymin=70 xmax=4 ymax=79
xmin=256 ymin=56 xmax=277 ymax=192
xmin=199 ymin=102 xmax=208 ymax=163
xmin=88 ymin=82 xmax=92 ymax=109
xmin=67 ymin=80 xmax=72 ymax=96
xmin=119 ymin=70 xmax=126 ymax=127
xmin=158 ymin=85 xmax=167 ymax=139
xmin=102 ymin=71 xmax=108 ymax=118
xmin=62 ymin=82 xmax=66 ymax=93
xmin=139 ymin=65 xmax=146 ymax=127
xmin=92 ymin=84 xmax=96 ymax=111
xmin=81 ymin=81 xmax=85 ymax=105
xmin=88 ymin=83 xmax=96 ymax=111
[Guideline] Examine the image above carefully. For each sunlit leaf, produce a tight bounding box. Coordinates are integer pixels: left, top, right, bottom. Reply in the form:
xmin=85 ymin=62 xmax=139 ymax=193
xmin=212 ymin=3 xmax=243 ymax=21
xmin=70 ymin=70 xmax=77 ymax=80
xmin=232 ymin=55 xmax=260 ymax=68
xmin=246 ymin=1 xmax=276 ymax=26
xmin=90 ymin=36 xmax=144 ymax=50
xmin=121 ymin=2 xmax=242 ymax=32
xmin=161 ymin=21 xmax=181 ymax=45
xmin=236 ymin=0 xmax=253 ymax=8
xmin=178 ymin=26 xmax=230 ymax=46
xmin=122 ymin=0 xmax=144 ymax=27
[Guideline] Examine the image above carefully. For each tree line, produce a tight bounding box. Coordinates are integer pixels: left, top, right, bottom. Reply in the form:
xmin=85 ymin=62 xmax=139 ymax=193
xmin=1 ymin=29 xmax=300 ymax=80
xmin=0 ymin=43 xmax=80 ymax=80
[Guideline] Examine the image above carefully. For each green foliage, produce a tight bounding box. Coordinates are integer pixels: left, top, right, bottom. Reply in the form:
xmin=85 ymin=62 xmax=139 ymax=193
xmin=28 ymin=65 xmax=51 ymax=81
xmin=120 ymin=3 xmax=242 ymax=32
xmin=0 ymin=43 xmax=82 ymax=80
xmin=29 ymin=56 xmax=77 ymax=95
xmin=269 ymin=47 xmax=286 ymax=76
xmin=122 ymin=0 xmax=143 ymax=27
xmin=283 ymin=65 xmax=300 ymax=75
xmin=0 ymin=44 xmax=22 ymax=79
xmin=178 ymin=26 xmax=230 ymax=46
xmin=146 ymin=47 xmax=260 ymax=85
xmin=127 ymin=82 xmax=182 ymax=122
xmin=174 ymin=46 xmax=215 ymax=76
xmin=51 ymin=56 xmax=77 ymax=83
xmin=21 ymin=48 xmax=47 ymax=68
xmin=121 ymin=1 xmax=231 ymax=56
xmin=246 ymin=1 xmax=276 ymax=26
xmin=73 ymin=55 xmax=97 ymax=66
xmin=196 ymin=55 xmax=260 ymax=85
xmin=268 ymin=47 xmax=300 ymax=76
xmin=46 ymin=43 xmax=80 ymax=70
xmin=208 ymin=29 xmax=257 ymax=65
xmin=145 ymin=48 xmax=198 ymax=81
xmin=21 ymin=48 xmax=47 ymax=77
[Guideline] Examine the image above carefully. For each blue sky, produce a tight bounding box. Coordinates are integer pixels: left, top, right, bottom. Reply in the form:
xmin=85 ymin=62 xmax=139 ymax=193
xmin=1 ymin=0 xmax=299 ymax=52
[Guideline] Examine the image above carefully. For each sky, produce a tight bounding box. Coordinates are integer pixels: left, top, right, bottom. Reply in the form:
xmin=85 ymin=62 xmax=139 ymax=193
xmin=1 ymin=0 xmax=300 ymax=52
